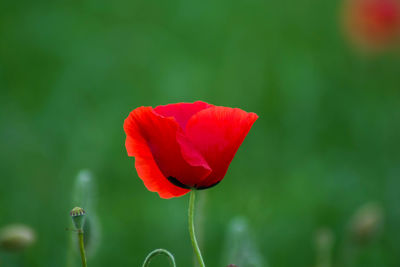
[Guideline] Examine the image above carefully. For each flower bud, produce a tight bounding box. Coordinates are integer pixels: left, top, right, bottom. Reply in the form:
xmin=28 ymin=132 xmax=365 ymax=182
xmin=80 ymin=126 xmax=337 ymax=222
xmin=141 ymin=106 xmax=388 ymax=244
xmin=349 ymin=202 xmax=383 ymax=244
xmin=314 ymin=227 xmax=334 ymax=267
xmin=222 ymin=217 xmax=265 ymax=267
xmin=0 ymin=224 xmax=36 ymax=252
xmin=314 ymin=227 xmax=334 ymax=252
xmin=342 ymin=0 xmax=400 ymax=52
xmin=70 ymin=207 xmax=86 ymax=231
xmin=71 ymin=170 xmax=101 ymax=257
xmin=73 ymin=170 xmax=94 ymax=209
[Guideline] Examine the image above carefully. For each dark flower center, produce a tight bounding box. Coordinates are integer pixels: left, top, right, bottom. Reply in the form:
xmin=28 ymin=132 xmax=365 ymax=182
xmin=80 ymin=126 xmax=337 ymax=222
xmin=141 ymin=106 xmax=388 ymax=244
xmin=167 ymin=176 xmax=220 ymax=190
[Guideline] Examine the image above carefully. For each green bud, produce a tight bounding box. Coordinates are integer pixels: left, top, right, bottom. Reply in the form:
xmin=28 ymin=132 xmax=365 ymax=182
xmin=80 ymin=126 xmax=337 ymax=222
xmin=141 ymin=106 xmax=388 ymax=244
xmin=350 ymin=202 xmax=383 ymax=244
xmin=314 ymin=227 xmax=334 ymax=252
xmin=314 ymin=227 xmax=334 ymax=267
xmin=0 ymin=224 xmax=36 ymax=252
xmin=70 ymin=207 xmax=86 ymax=230
xmin=73 ymin=170 xmax=94 ymax=209
xmin=69 ymin=170 xmax=101 ymax=260
xmin=222 ymin=217 xmax=265 ymax=267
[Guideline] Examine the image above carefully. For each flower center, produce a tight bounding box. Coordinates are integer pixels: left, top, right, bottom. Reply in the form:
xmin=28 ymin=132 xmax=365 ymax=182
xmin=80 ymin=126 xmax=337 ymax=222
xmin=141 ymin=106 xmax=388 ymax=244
xmin=166 ymin=176 xmax=221 ymax=190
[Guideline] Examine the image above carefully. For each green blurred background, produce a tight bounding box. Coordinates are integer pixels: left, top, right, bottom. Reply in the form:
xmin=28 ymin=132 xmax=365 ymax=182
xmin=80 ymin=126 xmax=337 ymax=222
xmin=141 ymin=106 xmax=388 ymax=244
xmin=1 ymin=0 xmax=400 ymax=266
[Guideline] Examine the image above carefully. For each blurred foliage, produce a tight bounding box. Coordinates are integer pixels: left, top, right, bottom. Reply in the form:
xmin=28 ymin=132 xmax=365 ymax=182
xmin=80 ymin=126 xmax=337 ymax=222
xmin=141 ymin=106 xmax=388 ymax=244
xmin=1 ymin=0 xmax=400 ymax=266
xmin=222 ymin=217 xmax=264 ymax=267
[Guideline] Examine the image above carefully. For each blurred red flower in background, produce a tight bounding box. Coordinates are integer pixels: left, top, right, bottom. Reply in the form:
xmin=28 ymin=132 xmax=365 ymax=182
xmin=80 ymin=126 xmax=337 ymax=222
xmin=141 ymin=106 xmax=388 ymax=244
xmin=123 ymin=101 xmax=258 ymax=198
xmin=342 ymin=0 xmax=400 ymax=51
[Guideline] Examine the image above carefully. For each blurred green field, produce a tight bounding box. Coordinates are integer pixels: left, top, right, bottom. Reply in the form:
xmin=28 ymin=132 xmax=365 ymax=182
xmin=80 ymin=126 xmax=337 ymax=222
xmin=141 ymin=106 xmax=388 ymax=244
xmin=1 ymin=0 xmax=400 ymax=266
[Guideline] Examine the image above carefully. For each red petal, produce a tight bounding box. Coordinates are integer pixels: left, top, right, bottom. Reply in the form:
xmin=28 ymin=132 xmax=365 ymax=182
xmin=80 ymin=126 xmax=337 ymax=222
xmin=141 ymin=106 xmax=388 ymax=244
xmin=154 ymin=101 xmax=213 ymax=129
xmin=184 ymin=106 xmax=258 ymax=187
xmin=124 ymin=107 xmax=211 ymax=197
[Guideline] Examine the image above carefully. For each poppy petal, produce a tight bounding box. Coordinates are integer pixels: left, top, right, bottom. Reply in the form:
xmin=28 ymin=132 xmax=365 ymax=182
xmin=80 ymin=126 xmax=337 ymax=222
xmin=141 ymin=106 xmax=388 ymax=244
xmin=153 ymin=101 xmax=213 ymax=129
xmin=124 ymin=107 xmax=211 ymax=196
xmin=124 ymin=113 xmax=189 ymax=198
xmin=184 ymin=106 xmax=258 ymax=188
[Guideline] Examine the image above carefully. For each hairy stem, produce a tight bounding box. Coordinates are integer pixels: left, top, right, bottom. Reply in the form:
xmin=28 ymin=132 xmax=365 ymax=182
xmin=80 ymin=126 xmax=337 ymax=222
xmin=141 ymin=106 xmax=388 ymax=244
xmin=142 ymin=249 xmax=176 ymax=267
xmin=189 ymin=190 xmax=206 ymax=267
xmin=78 ymin=230 xmax=87 ymax=267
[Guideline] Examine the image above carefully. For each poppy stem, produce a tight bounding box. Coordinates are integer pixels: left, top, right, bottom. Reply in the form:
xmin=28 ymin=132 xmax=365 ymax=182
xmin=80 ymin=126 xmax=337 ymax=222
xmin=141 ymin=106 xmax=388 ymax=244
xmin=188 ymin=190 xmax=206 ymax=267
xmin=78 ymin=230 xmax=87 ymax=267
xmin=142 ymin=248 xmax=176 ymax=267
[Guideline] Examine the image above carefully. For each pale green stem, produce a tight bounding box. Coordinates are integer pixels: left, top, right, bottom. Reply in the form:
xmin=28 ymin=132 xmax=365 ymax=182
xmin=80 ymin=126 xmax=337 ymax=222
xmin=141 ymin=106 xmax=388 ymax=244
xmin=78 ymin=230 xmax=87 ymax=267
xmin=188 ymin=190 xmax=206 ymax=267
xmin=142 ymin=249 xmax=176 ymax=267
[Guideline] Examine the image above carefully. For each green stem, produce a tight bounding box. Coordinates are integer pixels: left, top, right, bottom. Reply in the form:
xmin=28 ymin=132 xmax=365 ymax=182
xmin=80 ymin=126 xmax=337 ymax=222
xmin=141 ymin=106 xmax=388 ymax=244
xmin=78 ymin=230 xmax=87 ymax=267
xmin=142 ymin=249 xmax=176 ymax=267
xmin=188 ymin=190 xmax=206 ymax=267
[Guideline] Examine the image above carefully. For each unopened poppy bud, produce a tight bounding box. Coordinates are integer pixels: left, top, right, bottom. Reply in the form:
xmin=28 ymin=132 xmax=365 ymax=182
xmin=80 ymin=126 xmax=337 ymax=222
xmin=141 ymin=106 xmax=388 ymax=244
xmin=70 ymin=170 xmax=101 ymax=258
xmin=70 ymin=207 xmax=86 ymax=230
xmin=350 ymin=202 xmax=383 ymax=244
xmin=0 ymin=224 xmax=36 ymax=252
xmin=314 ymin=228 xmax=334 ymax=267
xmin=314 ymin=227 xmax=334 ymax=252
xmin=223 ymin=217 xmax=264 ymax=267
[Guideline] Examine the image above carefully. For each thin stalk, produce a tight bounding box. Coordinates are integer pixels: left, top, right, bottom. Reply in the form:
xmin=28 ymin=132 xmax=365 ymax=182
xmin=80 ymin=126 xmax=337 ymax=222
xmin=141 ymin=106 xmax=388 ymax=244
xmin=142 ymin=249 xmax=176 ymax=267
xmin=78 ymin=230 xmax=87 ymax=267
xmin=188 ymin=190 xmax=206 ymax=267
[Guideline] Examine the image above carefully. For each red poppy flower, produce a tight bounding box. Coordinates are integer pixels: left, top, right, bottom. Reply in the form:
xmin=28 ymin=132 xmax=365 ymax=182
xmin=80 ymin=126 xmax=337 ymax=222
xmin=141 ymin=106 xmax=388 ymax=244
xmin=343 ymin=0 xmax=400 ymax=50
xmin=123 ymin=101 xmax=258 ymax=198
